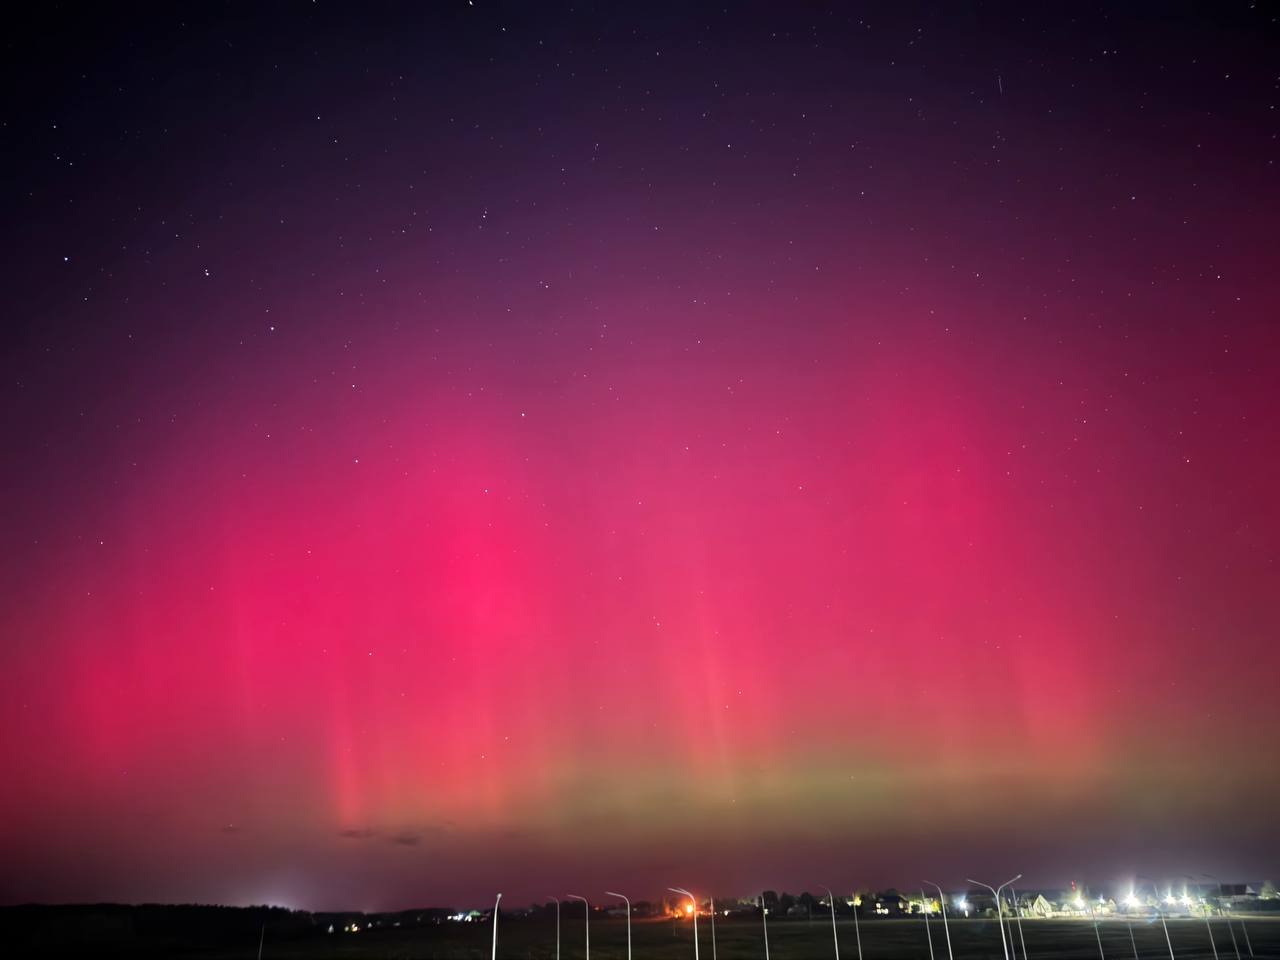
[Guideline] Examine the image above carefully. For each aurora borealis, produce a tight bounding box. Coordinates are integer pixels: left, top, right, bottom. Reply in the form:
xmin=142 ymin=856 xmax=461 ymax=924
xmin=1 ymin=2 xmax=1278 ymax=910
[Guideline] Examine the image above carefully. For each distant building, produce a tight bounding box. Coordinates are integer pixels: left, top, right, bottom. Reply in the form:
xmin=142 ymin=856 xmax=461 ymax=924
xmin=1019 ymin=894 xmax=1053 ymax=918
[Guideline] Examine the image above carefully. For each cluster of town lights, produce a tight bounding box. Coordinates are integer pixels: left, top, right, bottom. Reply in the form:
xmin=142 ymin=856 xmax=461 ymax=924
xmin=479 ymin=874 xmax=1257 ymax=960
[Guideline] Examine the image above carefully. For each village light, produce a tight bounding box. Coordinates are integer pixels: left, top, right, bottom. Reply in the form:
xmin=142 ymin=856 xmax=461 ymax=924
xmin=669 ymin=888 xmax=700 ymax=960
xmin=605 ymin=891 xmax=631 ymax=960
xmin=567 ymin=895 xmax=590 ymax=960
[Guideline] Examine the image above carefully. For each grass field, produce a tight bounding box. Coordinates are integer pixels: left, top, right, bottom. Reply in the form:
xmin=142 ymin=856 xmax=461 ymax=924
xmin=223 ymin=915 xmax=1280 ymax=960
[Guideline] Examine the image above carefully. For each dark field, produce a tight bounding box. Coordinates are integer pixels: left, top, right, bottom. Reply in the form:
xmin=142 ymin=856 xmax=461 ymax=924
xmin=219 ymin=915 xmax=1280 ymax=960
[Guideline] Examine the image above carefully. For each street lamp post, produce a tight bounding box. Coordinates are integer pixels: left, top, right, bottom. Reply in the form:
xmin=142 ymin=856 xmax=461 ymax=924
xmin=1085 ymin=888 xmax=1105 ymax=960
xmin=920 ymin=889 xmax=936 ymax=960
xmin=1185 ymin=875 xmax=1219 ymax=960
xmin=606 ymin=892 xmax=631 ymax=960
xmin=819 ymin=886 xmax=841 ymax=960
xmin=1203 ymin=873 xmax=1243 ymax=960
xmin=710 ymin=896 xmax=718 ymax=960
xmin=492 ymin=893 xmax=502 ymax=960
xmin=567 ymin=895 xmax=590 ymax=960
xmin=1138 ymin=877 xmax=1176 ymax=960
xmin=669 ymin=888 xmax=700 ymax=960
xmin=1011 ymin=886 xmax=1029 ymax=960
xmin=966 ymin=874 xmax=1022 ymax=960
xmin=851 ymin=892 xmax=864 ymax=960
xmin=548 ymin=896 xmax=561 ymax=960
xmin=760 ymin=895 xmax=770 ymax=960
xmin=923 ymin=882 xmax=955 ymax=960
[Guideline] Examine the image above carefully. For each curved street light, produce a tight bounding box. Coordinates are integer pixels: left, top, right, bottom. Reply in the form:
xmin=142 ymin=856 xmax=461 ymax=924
xmin=760 ymin=894 xmax=770 ymax=960
xmin=850 ymin=891 xmax=865 ymax=960
xmin=567 ymin=895 xmax=590 ymax=960
xmin=966 ymin=874 xmax=1022 ymax=960
xmin=1203 ymin=873 xmax=1247 ymax=960
xmin=1084 ymin=886 xmax=1104 ymax=960
xmin=923 ymin=881 xmax=954 ymax=960
xmin=920 ymin=889 xmax=935 ymax=960
xmin=1185 ymin=875 xmax=1219 ymax=960
xmin=669 ymin=888 xmax=700 ymax=960
xmin=547 ymin=896 xmax=561 ymax=960
xmin=1010 ymin=885 xmax=1029 ymax=960
xmin=606 ymin=892 xmax=632 ymax=960
xmin=491 ymin=893 xmax=502 ymax=960
xmin=1138 ymin=876 xmax=1176 ymax=960
xmin=819 ymin=886 xmax=841 ymax=960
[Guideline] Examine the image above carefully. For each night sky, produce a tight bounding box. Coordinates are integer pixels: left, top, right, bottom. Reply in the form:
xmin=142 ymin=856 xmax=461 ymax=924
xmin=2 ymin=2 xmax=1278 ymax=911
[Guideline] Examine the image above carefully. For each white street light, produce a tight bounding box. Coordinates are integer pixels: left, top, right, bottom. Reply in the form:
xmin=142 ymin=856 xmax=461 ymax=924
xmin=669 ymin=888 xmax=700 ymax=960
xmin=760 ymin=895 xmax=770 ymax=960
xmin=1204 ymin=873 xmax=1246 ymax=960
xmin=966 ymin=874 xmax=1022 ymax=960
xmin=1011 ymin=885 xmax=1029 ymax=960
xmin=567 ymin=895 xmax=590 ymax=960
xmin=850 ymin=892 xmax=864 ymax=960
xmin=492 ymin=893 xmax=502 ymax=960
xmin=606 ymin=891 xmax=632 ymax=960
xmin=1084 ymin=887 xmax=1105 ymax=960
xmin=923 ymin=881 xmax=954 ymax=960
xmin=548 ymin=896 xmax=561 ymax=960
xmin=920 ymin=889 xmax=935 ymax=960
xmin=710 ymin=895 xmax=718 ymax=960
xmin=819 ymin=886 xmax=841 ymax=960
xmin=1138 ymin=876 xmax=1176 ymax=960
xmin=1185 ymin=875 xmax=1219 ymax=960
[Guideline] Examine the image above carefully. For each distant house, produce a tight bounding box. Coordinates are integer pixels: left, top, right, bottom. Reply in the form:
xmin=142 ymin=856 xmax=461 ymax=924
xmin=876 ymin=893 xmax=908 ymax=915
xmin=1019 ymin=894 xmax=1053 ymax=918
xmin=964 ymin=890 xmax=997 ymax=917
xmin=1218 ymin=883 xmax=1275 ymax=911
